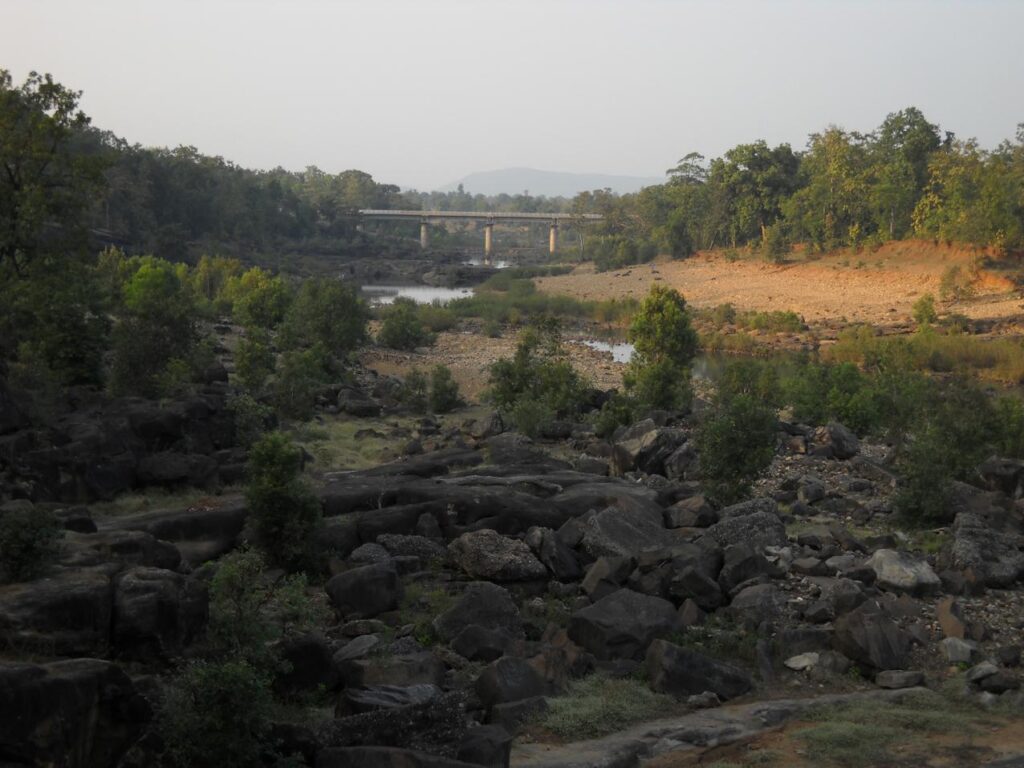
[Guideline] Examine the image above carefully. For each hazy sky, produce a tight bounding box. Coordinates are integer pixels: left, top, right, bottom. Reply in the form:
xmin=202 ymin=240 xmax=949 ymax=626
xmin=3 ymin=0 xmax=1022 ymax=190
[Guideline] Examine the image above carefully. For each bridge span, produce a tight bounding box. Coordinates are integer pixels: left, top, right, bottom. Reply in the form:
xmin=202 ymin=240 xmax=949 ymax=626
xmin=358 ymin=209 xmax=603 ymax=256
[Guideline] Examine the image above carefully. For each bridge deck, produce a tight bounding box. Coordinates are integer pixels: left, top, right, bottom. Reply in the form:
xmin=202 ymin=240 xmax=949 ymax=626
xmin=359 ymin=209 xmax=602 ymax=222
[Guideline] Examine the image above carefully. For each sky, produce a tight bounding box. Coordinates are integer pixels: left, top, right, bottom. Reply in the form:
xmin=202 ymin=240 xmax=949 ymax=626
xmin=2 ymin=0 xmax=1022 ymax=191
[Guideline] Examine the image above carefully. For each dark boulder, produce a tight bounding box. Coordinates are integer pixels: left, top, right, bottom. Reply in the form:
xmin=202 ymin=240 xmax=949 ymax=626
xmin=112 ymin=566 xmax=207 ymax=662
xmin=834 ymin=600 xmax=911 ymax=671
xmin=317 ymin=747 xmax=478 ymax=768
xmin=457 ymin=724 xmax=513 ymax=768
xmin=325 ymin=563 xmax=402 ymax=618
xmin=703 ymin=510 xmax=788 ymax=552
xmin=645 ymin=639 xmax=753 ymax=701
xmin=475 ymin=657 xmax=548 ymax=708
xmin=136 ymin=451 xmax=218 ymax=489
xmin=276 ymin=632 xmax=338 ymax=696
xmin=433 ymin=582 xmax=523 ymax=644
xmin=448 ymin=530 xmax=547 ymax=582
xmin=0 ymin=658 xmax=151 ymax=768
xmin=337 ymin=651 xmax=446 ymax=689
xmin=578 ymin=506 xmax=674 ymax=559
xmin=340 ymin=684 xmax=442 ymax=715
xmin=524 ymin=526 xmax=581 ymax=582
xmin=568 ymin=588 xmax=678 ymax=660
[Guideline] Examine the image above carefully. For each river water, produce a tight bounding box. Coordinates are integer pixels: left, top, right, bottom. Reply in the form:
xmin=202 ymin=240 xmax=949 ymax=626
xmin=361 ymin=285 xmax=473 ymax=305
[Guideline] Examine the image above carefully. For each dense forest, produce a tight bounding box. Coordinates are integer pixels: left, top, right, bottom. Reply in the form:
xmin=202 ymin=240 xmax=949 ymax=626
xmin=576 ymin=109 xmax=1024 ymax=269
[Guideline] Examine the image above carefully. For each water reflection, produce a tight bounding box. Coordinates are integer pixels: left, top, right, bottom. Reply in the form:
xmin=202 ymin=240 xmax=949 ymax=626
xmin=361 ymin=285 xmax=474 ymax=305
xmin=463 ymin=258 xmax=511 ymax=268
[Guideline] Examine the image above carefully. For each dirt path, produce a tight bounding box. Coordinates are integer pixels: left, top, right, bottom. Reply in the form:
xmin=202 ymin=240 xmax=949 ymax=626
xmin=536 ymin=242 xmax=1023 ymax=326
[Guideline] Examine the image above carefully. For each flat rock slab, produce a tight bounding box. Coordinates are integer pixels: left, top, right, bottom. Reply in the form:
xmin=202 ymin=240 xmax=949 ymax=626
xmin=510 ymin=688 xmax=930 ymax=768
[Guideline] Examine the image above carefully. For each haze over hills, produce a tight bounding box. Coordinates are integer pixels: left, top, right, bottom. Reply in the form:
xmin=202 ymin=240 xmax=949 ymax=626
xmin=436 ymin=167 xmax=664 ymax=198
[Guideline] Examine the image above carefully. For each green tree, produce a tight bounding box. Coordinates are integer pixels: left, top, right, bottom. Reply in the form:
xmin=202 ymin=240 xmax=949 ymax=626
xmin=110 ymin=257 xmax=198 ymax=397
xmin=246 ymin=432 xmax=322 ymax=570
xmin=377 ymin=297 xmax=432 ymax=350
xmin=911 ymin=293 xmax=938 ymax=326
xmin=280 ymin=277 xmax=367 ymax=356
xmin=428 ymin=365 xmax=461 ymax=413
xmin=0 ymin=507 xmax=63 ymax=582
xmin=0 ymin=70 xmax=101 ymax=273
xmin=228 ymin=267 xmax=291 ymax=329
xmin=696 ymin=394 xmax=777 ymax=505
xmin=235 ymin=328 xmax=275 ymax=393
xmin=627 ymin=285 xmax=699 ymax=368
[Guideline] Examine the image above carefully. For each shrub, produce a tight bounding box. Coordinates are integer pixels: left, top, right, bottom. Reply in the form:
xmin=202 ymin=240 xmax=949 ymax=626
xmin=628 ymin=285 xmax=699 ymax=368
xmin=696 ymin=394 xmax=777 ymax=505
xmin=539 ymin=675 xmax=674 ymax=739
xmin=377 ymin=297 xmax=433 ymax=350
xmin=228 ymin=267 xmax=291 ymax=329
xmin=939 ymin=265 xmax=975 ymax=302
xmin=0 ymin=507 xmax=62 ymax=582
xmin=228 ymin=393 xmax=274 ymax=448
xmin=399 ymin=368 xmax=428 ymax=413
xmin=160 ymin=659 xmax=275 ymax=768
xmin=716 ymin=360 xmax=780 ymax=406
xmin=246 ymin=432 xmax=322 ymax=570
xmin=272 ymin=345 xmax=330 ymax=421
xmin=280 ymin=277 xmax=366 ymax=356
xmin=623 ymin=358 xmax=691 ymax=411
xmin=761 ymin=221 xmax=790 ymax=262
xmin=417 ymin=303 xmax=457 ymax=333
xmin=235 ymin=329 xmax=275 ymax=393
xmin=109 ymin=258 xmax=198 ymax=397
xmin=428 ymin=365 xmax=460 ymax=414
xmin=206 ymin=548 xmax=326 ymax=661
xmin=912 ymin=293 xmax=938 ymax=326
xmin=592 ymin=393 xmax=636 ymax=439
xmin=487 ymin=326 xmax=589 ymax=421
xmin=510 ymin=399 xmax=555 ymax=438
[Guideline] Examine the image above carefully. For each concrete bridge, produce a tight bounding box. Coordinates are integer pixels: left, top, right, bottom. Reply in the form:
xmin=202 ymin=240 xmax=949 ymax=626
xmin=359 ymin=209 xmax=603 ymax=257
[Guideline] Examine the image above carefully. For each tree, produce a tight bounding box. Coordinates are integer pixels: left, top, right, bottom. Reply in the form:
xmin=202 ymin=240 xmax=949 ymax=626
xmin=0 ymin=70 xmax=101 ymax=273
xmin=109 ymin=257 xmax=198 ymax=397
xmin=428 ymin=365 xmax=461 ymax=413
xmin=627 ymin=285 xmax=699 ymax=368
xmin=377 ymin=297 xmax=432 ymax=350
xmin=246 ymin=432 xmax=321 ymax=570
xmin=696 ymin=394 xmax=777 ymax=505
xmin=280 ymin=277 xmax=367 ymax=356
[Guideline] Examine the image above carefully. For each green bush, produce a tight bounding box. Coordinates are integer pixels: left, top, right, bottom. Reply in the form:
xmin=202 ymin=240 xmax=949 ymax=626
xmin=428 ymin=365 xmax=460 ymax=414
xmin=228 ymin=267 xmax=291 ymax=329
xmin=696 ymin=394 xmax=777 ymax=505
xmin=716 ymin=359 xmax=780 ymax=406
xmin=271 ymin=345 xmax=330 ymax=421
xmin=235 ymin=329 xmax=275 ymax=393
xmin=417 ymin=302 xmax=457 ymax=333
xmin=539 ymin=674 xmax=674 ymax=739
xmin=487 ymin=325 xmax=589 ymax=422
xmin=510 ymin=399 xmax=555 ymax=438
xmin=399 ymin=368 xmax=428 ymax=413
xmin=628 ymin=285 xmax=699 ymax=368
xmin=206 ymin=548 xmax=326 ymax=661
xmin=280 ymin=277 xmax=366 ymax=356
xmin=109 ymin=258 xmax=198 ymax=397
xmin=246 ymin=432 xmax=322 ymax=570
xmin=0 ymin=507 xmax=62 ymax=582
xmin=377 ymin=297 xmax=433 ymax=350
xmin=592 ymin=393 xmax=636 ymax=438
xmin=228 ymin=393 xmax=274 ymax=448
xmin=623 ymin=357 xmax=691 ymax=411
xmin=160 ymin=659 xmax=275 ymax=768
xmin=912 ymin=293 xmax=938 ymax=326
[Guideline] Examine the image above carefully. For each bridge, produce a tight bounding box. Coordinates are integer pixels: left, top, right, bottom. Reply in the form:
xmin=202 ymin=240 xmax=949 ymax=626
xmin=359 ymin=209 xmax=603 ymax=256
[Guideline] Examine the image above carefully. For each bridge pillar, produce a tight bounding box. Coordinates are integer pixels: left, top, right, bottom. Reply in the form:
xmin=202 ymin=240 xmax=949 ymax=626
xmin=419 ymin=221 xmax=429 ymax=250
xmin=549 ymin=223 xmax=558 ymax=254
xmin=484 ymin=222 xmax=494 ymax=260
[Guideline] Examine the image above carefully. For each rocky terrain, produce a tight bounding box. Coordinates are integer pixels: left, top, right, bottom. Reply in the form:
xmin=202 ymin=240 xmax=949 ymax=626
xmin=2 ymin=373 xmax=1023 ymax=767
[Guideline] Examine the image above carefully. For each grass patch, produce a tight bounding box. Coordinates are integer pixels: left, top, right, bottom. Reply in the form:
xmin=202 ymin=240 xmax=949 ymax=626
xmin=291 ymin=417 xmax=397 ymax=472
xmin=538 ymin=674 xmax=676 ymax=739
xmin=90 ymin=486 xmax=242 ymax=519
xmin=448 ymin=277 xmax=638 ymax=326
xmin=399 ymin=582 xmax=455 ymax=646
xmin=668 ymin=615 xmax=758 ymax=665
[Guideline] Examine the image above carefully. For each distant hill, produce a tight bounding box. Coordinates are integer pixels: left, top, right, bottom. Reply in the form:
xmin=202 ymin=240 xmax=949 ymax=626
xmin=440 ymin=167 xmax=663 ymax=198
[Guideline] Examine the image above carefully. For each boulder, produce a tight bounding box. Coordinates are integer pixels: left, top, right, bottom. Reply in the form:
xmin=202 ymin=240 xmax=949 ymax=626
xmin=951 ymin=512 xmax=1024 ymax=588
xmin=524 ymin=527 xmax=581 ymax=582
xmin=645 ymin=639 xmax=752 ymax=701
xmin=136 ymin=451 xmax=218 ymax=488
xmin=449 ymin=530 xmax=547 ymax=582
xmin=59 ymin=530 xmax=181 ymax=571
xmin=377 ymin=534 xmax=447 ymax=562
xmin=716 ymin=497 xmax=778 ymax=520
xmin=581 ymin=556 xmax=635 ymax=602
xmin=976 ymin=456 xmax=1024 ymax=498
xmin=810 ymin=422 xmax=860 ymax=460
xmin=578 ymin=506 xmax=673 ymax=559
xmin=112 ymin=567 xmax=207 ymax=661
xmin=568 ymin=588 xmax=678 ymax=660
xmin=875 ymin=670 xmax=924 ymax=689
xmin=432 ymin=582 xmax=523 ymax=643
xmin=276 ymin=633 xmax=338 ymax=696
xmin=451 ymin=626 xmax=520 ymax=662
xmin=0 ymin=567 xmax=113 ymax=656
xmin=326 ymin=563 xmax=402 ymax=618
xmin=866 ymin=549 xmax=940 ymax=596
xmin=704 ymin=510 xmax=788 ymax=552
xmin=457 ymin=725 xmax=513 ymax=768
xmin=338 ymin=389 xmax=382 ymax=417
xmin=340 ymin=684 xmax=442 ymax=715
xmin=0 ymin=658 xmax=151 ymax=768
xmin=833 ymin=601 xmax=911 ymax=671
xmin=936 ymin=597 xmax=967 ymax=639
xmin=337 ymin=652 xmax=446 ymax=689
xmin=664 ymin=496 xmax=717 ymax=529
xmin=717 ymin=544 xmax=773 ymax=594
xmin=475 ymin=657 xmax=548 ymax=708
xmin=317 ymin=747 xmax=477 ymax=768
